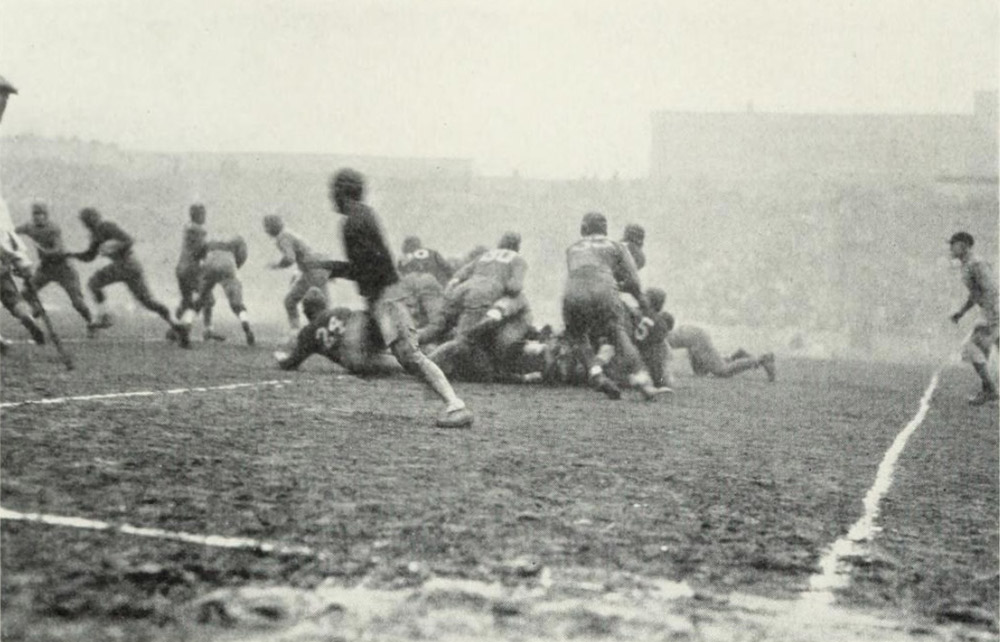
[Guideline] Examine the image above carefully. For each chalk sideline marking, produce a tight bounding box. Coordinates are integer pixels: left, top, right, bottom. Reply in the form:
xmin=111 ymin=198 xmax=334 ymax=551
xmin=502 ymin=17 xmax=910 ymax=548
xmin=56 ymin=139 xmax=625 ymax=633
xmin=0 ymin=380 xmax=294 ymax=409
xmin=0 ymin=506 xmax=322 ymax=558
xmin=805 ymin=369 xmax=941 ymax=603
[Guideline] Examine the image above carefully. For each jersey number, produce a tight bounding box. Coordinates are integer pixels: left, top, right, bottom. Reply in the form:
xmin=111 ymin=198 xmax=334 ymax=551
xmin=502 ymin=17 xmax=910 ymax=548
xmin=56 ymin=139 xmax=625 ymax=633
xmin=480 ymin=249 xmax=516 ymax=264
xmin=635 ymin=316 xmax=654 ymax=341
xmin=315 ymin=316 xmax=345 ymax=349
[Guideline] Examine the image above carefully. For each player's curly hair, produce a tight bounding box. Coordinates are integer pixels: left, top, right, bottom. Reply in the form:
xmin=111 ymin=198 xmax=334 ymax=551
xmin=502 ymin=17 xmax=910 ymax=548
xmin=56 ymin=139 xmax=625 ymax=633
xmin=581 ymin=212 xmax=607 ymax=236
xmin=332 ymin=168 xmax=365 ymax=201
xmin=498 ymin=231 xmax=521 ymax=252
xmin=624 ymin=223 xmax=645 ymax=246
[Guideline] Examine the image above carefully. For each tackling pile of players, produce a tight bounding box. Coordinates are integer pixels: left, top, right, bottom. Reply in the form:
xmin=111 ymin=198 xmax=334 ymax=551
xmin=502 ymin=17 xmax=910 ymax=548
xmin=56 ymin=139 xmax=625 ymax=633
xmin=2 ymin=77 xmax=996 ymax=421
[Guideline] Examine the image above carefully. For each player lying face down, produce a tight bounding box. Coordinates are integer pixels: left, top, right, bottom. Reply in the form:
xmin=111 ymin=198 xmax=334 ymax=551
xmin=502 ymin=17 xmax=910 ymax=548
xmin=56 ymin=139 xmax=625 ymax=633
xmin=273 ymin=287 xmax=401 ymax=376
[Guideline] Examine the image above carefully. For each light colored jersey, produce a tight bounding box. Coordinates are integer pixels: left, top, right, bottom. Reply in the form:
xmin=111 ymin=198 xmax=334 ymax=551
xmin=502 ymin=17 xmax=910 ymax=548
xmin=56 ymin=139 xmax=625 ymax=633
xmin=451 ymin=248 xmax=526 ymax=308
xmin=275 ymin=229 xmax=319 ymax=271
xmin=565 ymin=234 xmax=641 ymax=298
xmin=962 ymin=255 xmax=999 ymax=325
xmin=203 ymin=248 xmax=238 ymax=277
xmin=668 ymin=325 xmax=712 ymax=356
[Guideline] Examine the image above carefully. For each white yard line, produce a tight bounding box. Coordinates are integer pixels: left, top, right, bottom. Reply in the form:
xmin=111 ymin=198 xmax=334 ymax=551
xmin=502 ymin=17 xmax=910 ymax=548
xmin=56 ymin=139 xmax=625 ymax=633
xmin=804 ymin=369 xmax=941 ymax=603
xmin=0 ymin=380 xmax=294 ymax=409
xmin=0 ymin=506 xmax=321 ymax=557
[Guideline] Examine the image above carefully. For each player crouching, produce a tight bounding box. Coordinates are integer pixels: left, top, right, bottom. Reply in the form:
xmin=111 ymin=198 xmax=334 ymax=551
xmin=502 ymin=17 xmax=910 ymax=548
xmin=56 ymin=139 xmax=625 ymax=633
xmin=427 ymin=232 xmax=534 ymax=382
xmin=563 ymin=212 xmax=666 ymax=401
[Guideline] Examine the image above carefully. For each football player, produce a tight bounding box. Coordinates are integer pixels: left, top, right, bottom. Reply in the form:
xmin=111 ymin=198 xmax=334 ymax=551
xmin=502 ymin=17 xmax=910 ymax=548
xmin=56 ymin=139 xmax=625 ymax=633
xmin=562 ymin=212 xmax=664 ymax=400
xmin=312 ymin=168 xmax=473 ymax=428
xmin=183 ymin=235 xmax=255 ymax=346
xmin=397 ymin=236 xmax=452 ymax=328
xmin=15 ymin=202 xmax=95 ymax=331
xmin=667 ymin=324 xmax=775 ymax=381
xmin=0 ymin=73 xmax=43 ymax=351
xmin=264 ymin=214 xmax=330 ymax=333
xmin=274 ymin=287 xmax=400 ymax=375
xmin=174 ymin=203 xmax=222 ymax=341
xmin=70 ymin=208 xmax=189 ymax=346
xmin=427 ymin=232 xmax=532 ymax=381
xmin=622 ymin=223 xmax=646 ymax=271
xmin=948 ymin=231 xmax=999 ymax=405
xmin=0 ymin=229 xmax=46 ymax=348
xmin=633 ymin=287 xmax=675 ymax=389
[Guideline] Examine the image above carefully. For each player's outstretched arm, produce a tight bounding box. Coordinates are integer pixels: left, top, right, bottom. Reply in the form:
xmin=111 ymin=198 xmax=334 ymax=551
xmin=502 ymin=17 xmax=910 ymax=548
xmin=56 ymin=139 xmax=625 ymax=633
xmin=274 ymin=334 xmax=313 ymax=370
xmin=951 ymin=299 xmax=974 ymax=323
xmin=302 ymin=259 xmax=351 ymax=280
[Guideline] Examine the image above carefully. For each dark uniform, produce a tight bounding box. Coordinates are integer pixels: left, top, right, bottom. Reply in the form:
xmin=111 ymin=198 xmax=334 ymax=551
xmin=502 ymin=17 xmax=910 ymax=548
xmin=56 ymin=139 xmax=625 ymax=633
xmin=175 ymin=221 xmax=214 ymax=318
xmin=76 ymin=219 xmax=175 ymax=324
xmin=276 ymin=308 xmax=352 ymax=370
xmin=398 ymin=246 xmax=452 ymax=327
xmin=16 ymin=219 xmax=92 ymax=323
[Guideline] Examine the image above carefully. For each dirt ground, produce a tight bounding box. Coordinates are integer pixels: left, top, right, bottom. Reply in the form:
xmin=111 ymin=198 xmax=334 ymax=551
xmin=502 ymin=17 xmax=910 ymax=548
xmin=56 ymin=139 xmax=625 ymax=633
xmin=0 ymin=338 xmax=996 ymax=641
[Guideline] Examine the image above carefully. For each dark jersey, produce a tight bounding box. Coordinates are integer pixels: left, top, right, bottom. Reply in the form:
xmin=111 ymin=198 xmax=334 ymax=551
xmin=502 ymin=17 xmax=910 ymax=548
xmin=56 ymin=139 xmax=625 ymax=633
xmin=276 ymin=309 xmax=351 ymax=370
xmin=177 ymin=223 xmax=207 ymax=271
xmin=624 ymin=240 xmax=645 ymax=271
xmin=398 ymin=247 xmax=453 ymax=285
xmin=341 ymin=202 xmax=399 ymax=299
xmin=77 ymin=220 xmax=134 ymax=262
xmin=16 ymin=221 xmax=68 ymax=265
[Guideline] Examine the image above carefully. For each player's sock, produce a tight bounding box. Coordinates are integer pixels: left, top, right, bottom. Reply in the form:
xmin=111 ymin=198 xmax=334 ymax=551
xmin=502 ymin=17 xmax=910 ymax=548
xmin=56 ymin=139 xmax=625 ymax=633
xmin=23 ymin=318 xmax=45 ymax=345
xmin=630 ymin=369 xmax=668 ymax=400
xmin=94 ymin=302 xmax=112 ymax=327
xmin=594 ymin=344 xmax=615 ymax=367
xmin=180 ymin=309 xmax=197 ymax=326
xmin=242 ymin=322 xmax=255 ymax=346
xmin=523 ymin=341 xmax=546 ymax=357
xmin=414 ymin=351 xmax=464 ymax=409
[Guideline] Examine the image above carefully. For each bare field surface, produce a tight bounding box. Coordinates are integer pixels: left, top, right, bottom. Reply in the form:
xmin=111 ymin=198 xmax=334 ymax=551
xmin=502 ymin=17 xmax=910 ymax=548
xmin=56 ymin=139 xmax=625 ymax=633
xmin=1 ymin=341 xmax=997 ymax=641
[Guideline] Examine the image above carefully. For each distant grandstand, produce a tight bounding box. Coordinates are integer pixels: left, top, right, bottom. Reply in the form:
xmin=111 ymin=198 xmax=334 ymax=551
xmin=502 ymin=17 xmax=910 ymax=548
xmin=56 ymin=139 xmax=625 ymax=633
xmin=650 ymin=91 xmax=998 ymax=182
xmin=0 ymin=135 xmax=473 ymax=181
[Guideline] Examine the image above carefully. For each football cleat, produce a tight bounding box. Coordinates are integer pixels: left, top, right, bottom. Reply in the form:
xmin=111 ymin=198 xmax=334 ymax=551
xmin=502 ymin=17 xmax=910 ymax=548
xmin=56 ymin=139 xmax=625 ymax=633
xmin=968 ymin=390 xmax=999 ymax=406
xmin=436 ymin=406 xmax=474 ymax=429
xmin=589 ymin=373 xmax=622 ymax=400
xmin=91 ymin=314 xmax=113 ymax=330
xmin=203 ymin=330 xmax=227 ymax=342
xmin=173 ymin=324 xmax=191 ymax=349
xmin=244 ymin=326 xmax=256 ymax=346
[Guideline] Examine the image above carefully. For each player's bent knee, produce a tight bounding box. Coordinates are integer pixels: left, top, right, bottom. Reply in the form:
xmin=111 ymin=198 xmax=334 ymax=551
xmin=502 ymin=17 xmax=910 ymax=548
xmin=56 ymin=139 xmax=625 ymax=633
xmin=962 ymin=342 xmax=986 ymax=364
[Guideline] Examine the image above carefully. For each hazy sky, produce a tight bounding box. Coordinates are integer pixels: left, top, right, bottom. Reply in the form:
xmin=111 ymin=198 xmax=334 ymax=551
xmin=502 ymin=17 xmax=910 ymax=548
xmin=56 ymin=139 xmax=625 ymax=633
xmin=2 ymin=0 xmax=997 ymax=177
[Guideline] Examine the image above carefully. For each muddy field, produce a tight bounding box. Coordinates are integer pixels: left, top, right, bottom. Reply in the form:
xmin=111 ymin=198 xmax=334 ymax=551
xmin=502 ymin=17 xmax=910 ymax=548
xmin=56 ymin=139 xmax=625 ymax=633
xmin=0 ymin=338 xmax=997 ymax=641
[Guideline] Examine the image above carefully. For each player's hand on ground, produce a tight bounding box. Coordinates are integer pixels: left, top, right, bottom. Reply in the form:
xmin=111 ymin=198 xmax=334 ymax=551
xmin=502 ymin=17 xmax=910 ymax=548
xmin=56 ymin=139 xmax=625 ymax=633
xmin=950 ymin=312 xmax=963 ymax=324
xmin=273 ymin=350 xmax=289 ymax=362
